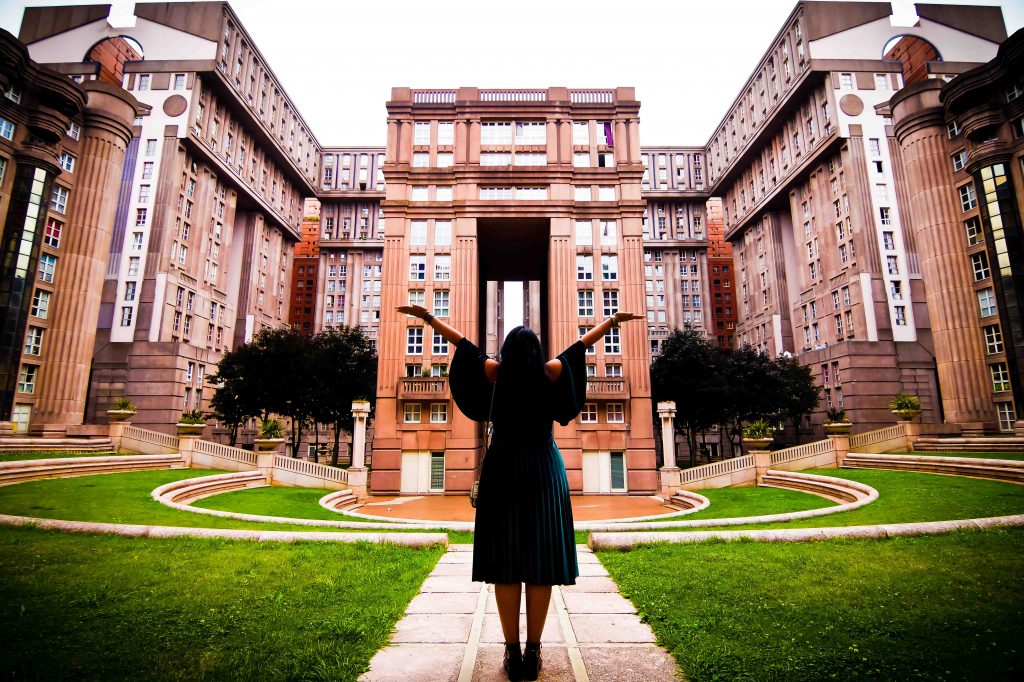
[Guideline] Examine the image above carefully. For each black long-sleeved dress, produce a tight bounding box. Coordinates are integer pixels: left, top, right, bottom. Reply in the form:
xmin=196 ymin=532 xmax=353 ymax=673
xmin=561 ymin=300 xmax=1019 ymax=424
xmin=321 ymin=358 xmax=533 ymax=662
xmin=449 ymin=337 xmax=585 ymax=585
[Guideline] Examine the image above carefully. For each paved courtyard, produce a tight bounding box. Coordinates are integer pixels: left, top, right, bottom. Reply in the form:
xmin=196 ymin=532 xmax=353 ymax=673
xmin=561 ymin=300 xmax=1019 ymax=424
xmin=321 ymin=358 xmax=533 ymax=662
xmin=356 ymin=495 xmax=678 ymax=523
xmin=361 ymin=544 xmax=681 ymax=681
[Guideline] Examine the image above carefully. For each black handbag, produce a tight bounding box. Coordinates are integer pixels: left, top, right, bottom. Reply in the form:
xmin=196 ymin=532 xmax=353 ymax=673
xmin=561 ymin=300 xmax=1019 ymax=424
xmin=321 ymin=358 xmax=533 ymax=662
xmin=469 ymin=374 xmax=497 ymax=508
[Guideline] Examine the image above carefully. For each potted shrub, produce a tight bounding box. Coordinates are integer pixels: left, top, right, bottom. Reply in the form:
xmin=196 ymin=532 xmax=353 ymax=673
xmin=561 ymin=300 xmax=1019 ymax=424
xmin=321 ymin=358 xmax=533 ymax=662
xmin=254 ymin=418 xmax=285 ymax=451
xmin=107 ymin=396 xmax=137 ymax=422
xmin=176 ymin=408 xmax=206 ymax=435
xmin=889 ymin=394 xmax=922 ymax=422
xmin=823 ymin=406 xmax=853 ymax=435
xmin=742 ymin=418 xmax=775 ymax=450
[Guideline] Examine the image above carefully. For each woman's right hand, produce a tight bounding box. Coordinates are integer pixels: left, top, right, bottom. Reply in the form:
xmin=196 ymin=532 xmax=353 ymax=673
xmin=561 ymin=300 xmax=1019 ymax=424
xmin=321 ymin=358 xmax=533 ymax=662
xmin=397 ymin=304 xmax=430 ymax=320
xmin=612 ymin=312 xmax=643 ymax=324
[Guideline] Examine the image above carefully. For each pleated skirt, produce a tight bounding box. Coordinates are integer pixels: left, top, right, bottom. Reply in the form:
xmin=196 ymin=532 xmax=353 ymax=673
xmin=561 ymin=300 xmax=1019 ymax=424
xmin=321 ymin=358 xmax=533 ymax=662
xmin=472 ymin=436 xmax=579 ymax=585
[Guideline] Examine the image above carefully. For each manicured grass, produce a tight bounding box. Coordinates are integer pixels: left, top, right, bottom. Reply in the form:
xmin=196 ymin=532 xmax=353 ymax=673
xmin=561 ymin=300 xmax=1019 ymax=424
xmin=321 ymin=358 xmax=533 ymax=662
xmin=0 ymin=450 xmax=121 ymax=462
xmin=600 ymin=528 xmax=1024 ymax=681
xmin=197 ymin=486 xmax=375 ymax=521
xmin=649 ymin=485 xmax=835 ymax=522
xmin=0 ymin=525 xmax=443 ymax=680
xmin=0 ymin=469 xmax=421 ymax=534
xmin=674 ymin=468 xmax=1024 ymax=531
xmin=893 ymin=450 xmax=1024 ymax=461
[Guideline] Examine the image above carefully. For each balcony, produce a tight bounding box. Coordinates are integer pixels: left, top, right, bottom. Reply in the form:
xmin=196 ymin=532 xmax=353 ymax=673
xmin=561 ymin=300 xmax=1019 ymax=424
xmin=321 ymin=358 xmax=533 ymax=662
xmin=399 ymin=376 xmax=448 ymax=399
xmin=586 ymin=377 xmax=630 ymax=399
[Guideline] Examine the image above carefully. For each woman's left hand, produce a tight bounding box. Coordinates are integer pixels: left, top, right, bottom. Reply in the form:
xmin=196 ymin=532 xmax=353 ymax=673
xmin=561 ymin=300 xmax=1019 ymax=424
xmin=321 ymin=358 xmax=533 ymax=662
xmin=397 ymin=305 xmax=430 ymax=320
xmin=612 ymin=312 xmax=643 ymax=324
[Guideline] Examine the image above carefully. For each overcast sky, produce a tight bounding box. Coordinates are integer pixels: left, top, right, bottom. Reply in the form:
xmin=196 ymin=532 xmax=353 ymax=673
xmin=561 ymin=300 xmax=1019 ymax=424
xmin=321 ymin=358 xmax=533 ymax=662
xmin=3 ymin=0 xmax=1022 ymax=148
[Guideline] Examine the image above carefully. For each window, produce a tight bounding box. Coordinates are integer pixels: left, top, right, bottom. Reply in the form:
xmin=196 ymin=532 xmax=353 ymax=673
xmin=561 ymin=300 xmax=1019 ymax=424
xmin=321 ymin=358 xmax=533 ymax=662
xmin=965 ymin=217 xmax=982 ymax=246
xmin=145 ymin=139 xmax=157 ymax=156
xmin=127 ymin=257 xmax=140 ymax=276
xmin=24 ymin=326 xmax=44 ymax=356
xmin=124 ymin=281 xmax=137 ymax=301
xmin=997 ymin=402 xmax=1016 ymax=432
xmin=414 ymin=122 xmax=431 ymax=145
xmin=432 ymin=331 xmax=446 ymax=355
xmin=887 ymin=255 xmax=899 ymax=275
xmin=37 ymin=254 xmax=56 ymax=283
xmin=434 ymin=255 xmax=451 ymax=280
xmin=407 ymin=327 xmax=424 ymax=354
xmin=515 ymin=122 xmax=546 ymax=145
xmin=604 ymin=327 xmax=621 ymax=354
xmin=894 ymin=305 xmax=907 ymax=326
xmin=412 ymin=152 xmax=429 ymax=168
xmin=984 ymin=325 xmax=1004 ymax=354
xmin=575 ymin=221 xmax=592 ymax=245
xmin=431 ymin=362 xmax=448 ymax=377
xmin=947 ymin=119 xmax=962 ymax=138
xmin=600 ymin=221 xmax=616 ymax=245
xmin=959 ymin=183 xmax=977 ymax=211
xmin=580 ymin=403 xmax=598 ymax=423
xmin=602 ymin=290 xmax=619 ymax=317
xmin=577 ymin=290 xmax=594 ymax=316
xmin=435 ymin=221 xmax=451 ymax=246
xmin=952 ymin=149 xmax=967 ymax=172
xmin=410 ymin=186 xmax=428 ymax=201
xmin=601 ymin=255 xmax=618 ymax=280
xmin=597 ymin=186 xmax=615 ymax=201
xmin=173 ymin=73 xmax=186 ymax=90
xmin=480 ymin=153 xmax=511 ymax=166
xmin=422 ymin=402 xmax=447 ymax=425
xmin=577 ymin=255 xmax=593 ymax=281
xmin=433 ymin=290 xmax=450 ymax=317
xmin=879 ymin=207 xmax=892 ymax=226
xmin=437 ymin=122 xmax=454 ymax=145
xmin=43 ymin=218 xmax=62 ymax=247
xmin=874 ymin=184 xmax=888 ymax=202
xmin=514 ymin=153 xmax=546 ymax=166
xmin=839 ymin=73 xmax=853 ymax=89
xmin=890 ymin=280 xmax=903 ymax=300
xmin=0 ymin=156 xmax=6 ymax=184
xmin=50 ymin=186 xmax=68 ymax=214
xmin=410 ymin=221 xmax=427 ymax=246
xmin=120 ymin=306 xmax=133 ymax=326
xmin=991 ymin=363 xmax=1010 ymax=392
xmin=867 ymin=138 xmax=881 ymax=156
xmin=574 ymin=186 xmax=592 ymax=202
xmin=971 ymin=252 xmax=991 ymax=281
xmin=436 ymin=152 xmax=453 ymax=168
xmin=17 ymin=365 xmax=36 ymax=394
xmin=978 ymin=288 xmax=997 ymax=317
xmin=135 ymin=208 xmax=148 ymax=227
xmin=0 ymin=117 xmax=14 ymax=140
xmin=31 ymin=290 xmax=50 ymax=318
xmin=606 ymin=403 xmax=624 ymax=423
xmin=481 ymin=122 xmax=512 ymax=145
xmin=59 ymin=152 xmax=75 ymax=173
xmin=409 ymin=255 xmax=426 ymax=280
xmin=573 ymin=152 xmax=590 ymax=167
xmin=573 ymin=122 xmax=590 ymax=145
xmin=404 ymin=402 xmax=421 ymax=423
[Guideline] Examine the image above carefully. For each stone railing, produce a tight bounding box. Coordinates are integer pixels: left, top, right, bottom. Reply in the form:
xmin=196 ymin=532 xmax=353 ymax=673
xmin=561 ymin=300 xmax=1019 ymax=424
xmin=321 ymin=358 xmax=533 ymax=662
xmin=586 ymin=377 xmax=629 ymax=398
xmin=769 ymin=438 xmax=837 ymax=471
xmin=571 ymin=90 xmax=614 ymax=104
xmin=274 ymin=455 xmax=348 ymax=488
xmin=120 ymin=425 xmax=180 ymax=455
xmin=412 ymin=90 xmax=455 ymax=104
xmin=849 ymin=424 xmax=909 ymax=453
xmin=191 ymin=439 xmax=257 ymax=470
xmin=479 ymin=90 xmax=546 ymax=102
xmin=400 ymin=377 xmax=448 ymax=398
xmin=678 ymin=454 xmax=756 ymax=489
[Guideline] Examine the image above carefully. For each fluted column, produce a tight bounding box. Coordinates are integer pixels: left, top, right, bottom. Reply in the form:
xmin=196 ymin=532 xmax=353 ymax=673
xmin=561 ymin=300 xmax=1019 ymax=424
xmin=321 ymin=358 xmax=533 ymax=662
xmin=32 ymin=81 xmax=136 ymax=432
xmin=891 ymin=81 xmax=995 ymax=430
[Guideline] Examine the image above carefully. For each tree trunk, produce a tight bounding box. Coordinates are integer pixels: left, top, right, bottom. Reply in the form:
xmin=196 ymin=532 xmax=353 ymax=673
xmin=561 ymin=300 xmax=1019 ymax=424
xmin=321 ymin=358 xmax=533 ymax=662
xmin=331 ymin=422 xmax=342 ymax=467
xmin=312 ymin=421 xmax=320 ymax=462
xmin=229 ymin=423 xmax=238 ymax=447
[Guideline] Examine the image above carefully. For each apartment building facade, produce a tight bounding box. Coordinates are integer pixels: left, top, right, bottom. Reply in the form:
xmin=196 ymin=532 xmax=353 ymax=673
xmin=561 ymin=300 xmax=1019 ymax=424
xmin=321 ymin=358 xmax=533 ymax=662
xmin=707 ymin=1 xmax=1007 ymax=430
xmin=18 ymin=2 xmax=318 ymax=432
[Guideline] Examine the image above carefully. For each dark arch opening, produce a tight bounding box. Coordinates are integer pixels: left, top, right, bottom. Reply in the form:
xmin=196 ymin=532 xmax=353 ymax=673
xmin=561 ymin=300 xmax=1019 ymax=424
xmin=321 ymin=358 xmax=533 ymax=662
xmin=883 ymin=34 xmax=942 ymax=86
xmin=84 ymin=35 xmax=144 ymax=86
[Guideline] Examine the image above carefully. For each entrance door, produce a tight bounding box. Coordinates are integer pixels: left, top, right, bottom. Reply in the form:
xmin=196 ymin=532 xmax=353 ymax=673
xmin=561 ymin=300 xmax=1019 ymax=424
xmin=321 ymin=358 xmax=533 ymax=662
xmin=582 ymin=451 xmax=628 ymax=493
xmin=400 ymin=451 xmax=446 ymax=493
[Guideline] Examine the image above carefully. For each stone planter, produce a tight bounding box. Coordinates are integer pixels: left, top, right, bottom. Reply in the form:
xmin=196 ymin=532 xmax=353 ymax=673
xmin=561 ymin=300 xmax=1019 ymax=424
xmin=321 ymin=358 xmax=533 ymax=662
xmin=254 ymin=437 xmax=286 ymax=452
xmin=823 ymin=421 xmax=853 ymax=436
xmin=176 ymin=422 xmax=204 ymax=435
xmin=891 ymin=409 xmax=921 ymax=422
xmin=106 ymin=409 xmax=136 ymax=423
xmin=742 ymin=437 xmax=774 ymax=451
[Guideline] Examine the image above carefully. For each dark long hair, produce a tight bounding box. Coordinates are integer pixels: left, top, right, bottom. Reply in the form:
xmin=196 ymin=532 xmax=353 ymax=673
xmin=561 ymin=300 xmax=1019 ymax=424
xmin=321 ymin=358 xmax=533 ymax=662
xmin=497 ymin=326 xmax=546 ymax=392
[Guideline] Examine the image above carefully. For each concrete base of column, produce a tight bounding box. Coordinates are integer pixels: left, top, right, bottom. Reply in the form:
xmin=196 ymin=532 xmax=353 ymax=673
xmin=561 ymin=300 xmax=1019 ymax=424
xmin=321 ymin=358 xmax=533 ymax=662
xmin=830 ymin=435 xmax=850 ymax=467
xmin=753 ymin=450 xmax=772 ymax=484
xmin=659 ymin=466 xmax=681 ymax=496
xmin=37 ymin=423 xmax=69 ymax=438
xmin=1014 ymin=420 xmax=1024 ymax=437
xmin=347 ymin=467 xmax=368 ymax=496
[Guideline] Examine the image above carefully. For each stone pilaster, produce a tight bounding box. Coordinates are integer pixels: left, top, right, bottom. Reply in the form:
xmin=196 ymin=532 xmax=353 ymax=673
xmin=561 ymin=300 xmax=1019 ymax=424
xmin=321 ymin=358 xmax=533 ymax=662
xmin=32 ymin=81 xmax=136 ymax=432
xmin=891 ymin=81 xmax=995 ymax=430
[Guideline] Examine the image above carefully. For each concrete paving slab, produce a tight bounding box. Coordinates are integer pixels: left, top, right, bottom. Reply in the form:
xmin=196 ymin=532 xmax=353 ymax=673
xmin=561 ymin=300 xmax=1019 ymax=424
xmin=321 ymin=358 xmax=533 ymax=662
xmin=580 ymin=645 xmax=681 ymax=681
xmin=578 ymin=562 xmax=610 ymax=577
xmin=359 ymin=643 xmax=465 ymax=681
xmin=405 ymin=591 xmax=479 ymax=614
xmin=570 ymin=614 xmax=657 ymax=644
xmin=420 ymin=575 xmax=485 ymax=593
xmin=561 ymin=591 xmax=637 ymax=614
xmin=472 ymin=644 xmax=575 ymax=681
xmin=391 ymin=613 xmax=473 ymax=643
xmin=480 ymin=613 xmax=563 ymax=643
xmin=484 ymin=593 xmax=556 ymax=614
xmin=560 ymin=576 xmax=619 ymax=593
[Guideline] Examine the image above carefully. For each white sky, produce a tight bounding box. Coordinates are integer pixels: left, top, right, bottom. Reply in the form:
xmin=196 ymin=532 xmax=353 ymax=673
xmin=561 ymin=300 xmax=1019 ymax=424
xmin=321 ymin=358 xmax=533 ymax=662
xmin=3 ymin=0 xmax=1022 ymax=148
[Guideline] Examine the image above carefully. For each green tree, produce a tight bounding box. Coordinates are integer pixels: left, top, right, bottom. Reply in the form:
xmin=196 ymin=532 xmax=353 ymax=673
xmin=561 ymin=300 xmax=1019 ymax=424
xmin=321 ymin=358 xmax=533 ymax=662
xmin=720 ymin=344 xmax=786 ymax=455
xmin=651 ymin=328 xmax=725 ymax=466
xmin=208 ymin=343 xmax=261 ymax=446
xmin=310 ymin=326 xmax=377 ymax=467
xmin=776 ymin=354 xmax=821 ymax=443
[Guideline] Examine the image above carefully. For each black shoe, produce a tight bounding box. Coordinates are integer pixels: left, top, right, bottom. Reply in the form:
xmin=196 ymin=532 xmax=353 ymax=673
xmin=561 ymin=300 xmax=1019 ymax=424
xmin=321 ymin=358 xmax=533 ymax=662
xmin=522 ymin=642 xmax=542 ymax=681
xmin=503 ymin=642 xmax=523 ymax=681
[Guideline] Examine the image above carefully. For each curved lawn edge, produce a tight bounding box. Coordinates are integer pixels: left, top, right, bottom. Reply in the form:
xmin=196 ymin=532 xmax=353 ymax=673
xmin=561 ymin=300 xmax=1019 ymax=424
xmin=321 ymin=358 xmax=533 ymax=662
xmin=588 ymin=513 xmax=1024 ymax=549
xmin=0 ymin=512 xmax=449 ymax=546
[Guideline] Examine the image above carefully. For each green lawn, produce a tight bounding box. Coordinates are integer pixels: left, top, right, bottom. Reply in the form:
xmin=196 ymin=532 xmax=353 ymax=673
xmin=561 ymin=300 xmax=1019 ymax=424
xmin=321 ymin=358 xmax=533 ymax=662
xmin=649 ymin=485 xmax=835 ymax=522
xmin=0 ymin=525 xmax=442 ymax=681
xmin=196 ymin=486 xmax=380 ymax=522
xmin=0 ymin=450 xmax=120 ymax=462
xmin=599 ymin=529 xmax=1024 ymax=681
xmin=664 ymin=468 xmax=1024 ymax=532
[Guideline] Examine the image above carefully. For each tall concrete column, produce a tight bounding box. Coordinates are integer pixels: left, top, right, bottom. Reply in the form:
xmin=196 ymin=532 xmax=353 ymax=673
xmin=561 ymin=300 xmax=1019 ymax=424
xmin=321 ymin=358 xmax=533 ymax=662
xmin=891 ymin=81 xmax=995 ymax=431
xmin=32 ymin=82 xmax=136 ymax=433
xmin=656 ymin=401 xmax=680 ymax=494
xmin=348 ymin=399 xmax=370 ymax=491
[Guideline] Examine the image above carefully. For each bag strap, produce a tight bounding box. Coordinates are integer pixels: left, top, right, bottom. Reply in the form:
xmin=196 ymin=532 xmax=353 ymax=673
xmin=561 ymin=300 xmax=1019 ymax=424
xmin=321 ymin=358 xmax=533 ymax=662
xmin=483 ymin=370 xmax=497 ymax=454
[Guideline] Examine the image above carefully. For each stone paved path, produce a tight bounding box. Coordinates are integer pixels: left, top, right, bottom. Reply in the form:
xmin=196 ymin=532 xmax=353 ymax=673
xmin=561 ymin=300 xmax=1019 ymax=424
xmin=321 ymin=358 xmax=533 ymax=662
xmin=361 ymin=544 xmax=681 ymax=681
